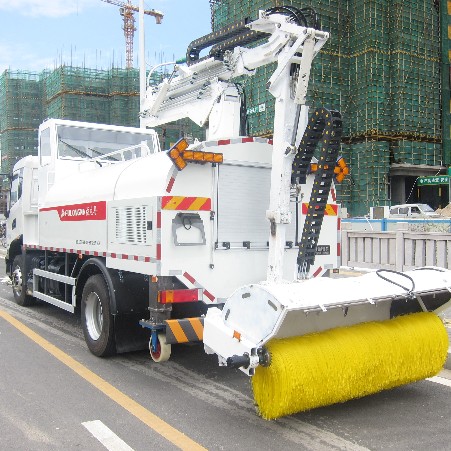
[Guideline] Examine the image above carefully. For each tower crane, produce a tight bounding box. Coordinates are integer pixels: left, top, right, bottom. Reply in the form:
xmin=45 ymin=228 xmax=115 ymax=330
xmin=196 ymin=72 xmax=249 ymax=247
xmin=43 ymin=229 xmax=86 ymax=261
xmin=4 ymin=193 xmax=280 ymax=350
xmin=101 ymin=0 xmax=163 ymax=68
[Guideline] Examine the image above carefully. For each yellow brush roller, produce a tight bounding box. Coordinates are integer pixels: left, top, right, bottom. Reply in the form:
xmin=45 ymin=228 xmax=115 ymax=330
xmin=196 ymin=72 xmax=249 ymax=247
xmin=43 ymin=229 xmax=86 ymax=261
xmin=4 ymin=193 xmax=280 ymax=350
xmin=252 ymin=312 xmax=448 ymax=420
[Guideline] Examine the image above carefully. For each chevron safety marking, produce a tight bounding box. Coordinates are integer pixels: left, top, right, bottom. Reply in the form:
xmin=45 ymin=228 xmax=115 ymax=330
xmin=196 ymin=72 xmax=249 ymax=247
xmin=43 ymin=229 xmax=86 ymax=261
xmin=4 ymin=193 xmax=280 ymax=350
xmin=161 ymin=196 xmax=211 ymax=211
xmin=166 ymin=167 xmax=178 ymax=193
xmin=164 ymin=318 xmax=204 ymax=344
xmin=330 ymin=188 xmax=336 ymax=202
xmin=313 ymin=266 xmax=323 ymax=277
xmin=301 ymin=203 xmax=338 ymax=216
xmin=178 ymin=272 xmax=217 ymax=303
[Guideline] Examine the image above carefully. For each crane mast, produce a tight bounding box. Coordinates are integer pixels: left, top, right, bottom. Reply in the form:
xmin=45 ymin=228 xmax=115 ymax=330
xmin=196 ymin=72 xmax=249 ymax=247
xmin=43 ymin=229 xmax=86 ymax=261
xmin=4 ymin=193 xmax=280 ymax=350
xmin=101 ymin=0 xmax=163 ymax=68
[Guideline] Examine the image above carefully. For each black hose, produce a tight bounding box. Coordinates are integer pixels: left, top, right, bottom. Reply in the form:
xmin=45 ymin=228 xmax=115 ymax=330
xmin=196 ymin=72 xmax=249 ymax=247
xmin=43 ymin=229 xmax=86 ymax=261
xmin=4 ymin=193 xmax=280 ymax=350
xmin=299 ymin=7 xmax=320 ymax=30
xmin=266 ymin=5 xmax=320 ymax=29
xmin=266 ymin=6 xmax=308 ymax=27
xmin=375 ymin=269 xmax=415 ymax=295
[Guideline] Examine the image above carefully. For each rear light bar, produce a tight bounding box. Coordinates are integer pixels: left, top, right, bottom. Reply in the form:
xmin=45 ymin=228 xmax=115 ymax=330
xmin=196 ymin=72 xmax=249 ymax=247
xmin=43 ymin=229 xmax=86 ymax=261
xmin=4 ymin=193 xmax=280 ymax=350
xmin=158 ymin=288 xmax=203 ymax=304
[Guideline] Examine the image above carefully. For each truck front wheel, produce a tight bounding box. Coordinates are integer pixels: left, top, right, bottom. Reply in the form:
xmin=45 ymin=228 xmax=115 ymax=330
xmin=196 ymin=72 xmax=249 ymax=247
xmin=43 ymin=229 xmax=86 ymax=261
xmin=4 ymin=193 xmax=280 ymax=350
xmin=81 ymin=274 xmax=116 ymax=357
xmin=11 ymin=255 xmax=34 ymax=306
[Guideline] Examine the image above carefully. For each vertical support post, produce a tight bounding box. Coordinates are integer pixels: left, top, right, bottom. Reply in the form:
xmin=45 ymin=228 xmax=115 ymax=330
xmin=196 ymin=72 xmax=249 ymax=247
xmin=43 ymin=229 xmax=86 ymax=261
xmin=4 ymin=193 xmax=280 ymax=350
xmin=395 ymin=223 xmax=408 ymax=272
xmin=341 ymin=227 xmax=349 ymax=268
xmin=265 ymin=33 xmax=317 ymax=283
xmin=139 ymin=0 xmax=146 ymax=128
xmin=265 ymin=63 xmax=296 ymax=283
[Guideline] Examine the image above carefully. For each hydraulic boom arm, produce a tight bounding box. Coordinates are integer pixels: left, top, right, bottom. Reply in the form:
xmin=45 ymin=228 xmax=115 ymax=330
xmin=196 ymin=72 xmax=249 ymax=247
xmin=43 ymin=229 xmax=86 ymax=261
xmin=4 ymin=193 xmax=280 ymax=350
xmin=141 ymin=9 xmax=329 ymax=282
xmin=140 ymin=10 xmax=328 ymax=141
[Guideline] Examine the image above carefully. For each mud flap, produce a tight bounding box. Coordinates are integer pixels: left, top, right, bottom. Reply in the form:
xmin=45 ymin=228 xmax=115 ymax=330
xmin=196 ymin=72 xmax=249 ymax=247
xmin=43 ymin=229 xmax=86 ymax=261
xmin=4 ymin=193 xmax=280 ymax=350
xmin=114 ymin=312 xmax=150 ymax=353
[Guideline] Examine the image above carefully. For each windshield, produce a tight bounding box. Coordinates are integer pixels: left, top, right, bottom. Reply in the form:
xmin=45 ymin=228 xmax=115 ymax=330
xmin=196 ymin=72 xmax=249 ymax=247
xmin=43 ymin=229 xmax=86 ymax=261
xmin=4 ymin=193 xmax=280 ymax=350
xmin=10 ymin=169 xmax=23 ymax=208
xmin=418 ymin=204 xmax=434 ymax=212
xmin=56 ymin=124 xmax=158 ymax=161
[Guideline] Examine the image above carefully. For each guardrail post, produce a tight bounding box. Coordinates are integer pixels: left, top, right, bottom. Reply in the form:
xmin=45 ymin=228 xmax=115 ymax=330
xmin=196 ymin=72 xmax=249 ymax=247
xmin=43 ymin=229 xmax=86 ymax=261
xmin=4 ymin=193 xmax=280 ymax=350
xmin=395 ymin=223 xmax=408 ymax=271
xmin=341 ymin=222 xmax=352 ymax=267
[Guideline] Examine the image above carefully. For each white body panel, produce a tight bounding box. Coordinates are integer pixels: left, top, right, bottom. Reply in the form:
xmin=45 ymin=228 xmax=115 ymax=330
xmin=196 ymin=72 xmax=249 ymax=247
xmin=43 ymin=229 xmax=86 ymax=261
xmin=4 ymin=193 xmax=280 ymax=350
xmin=17 ymin=124 xmax=339 ymax=305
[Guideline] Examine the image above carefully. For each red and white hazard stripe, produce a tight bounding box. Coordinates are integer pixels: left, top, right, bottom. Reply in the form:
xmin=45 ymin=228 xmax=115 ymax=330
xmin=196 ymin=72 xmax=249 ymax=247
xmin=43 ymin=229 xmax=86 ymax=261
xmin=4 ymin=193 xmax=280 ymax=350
xmin=166 ymin=166 xmax=178 ymax=193
xmin=174 ymin=271 xmax=218 ymax=303
xmin=23 ymin=244 xmax=158 ymax=263
xmin=198 ymin=136 xmax=273 ymax=149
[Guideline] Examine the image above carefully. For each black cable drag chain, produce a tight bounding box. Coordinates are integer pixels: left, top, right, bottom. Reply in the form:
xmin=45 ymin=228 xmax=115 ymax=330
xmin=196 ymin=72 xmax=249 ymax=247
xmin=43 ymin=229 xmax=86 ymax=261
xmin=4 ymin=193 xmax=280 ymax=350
xmin=294 ymin=108 xmax=343 ymax=276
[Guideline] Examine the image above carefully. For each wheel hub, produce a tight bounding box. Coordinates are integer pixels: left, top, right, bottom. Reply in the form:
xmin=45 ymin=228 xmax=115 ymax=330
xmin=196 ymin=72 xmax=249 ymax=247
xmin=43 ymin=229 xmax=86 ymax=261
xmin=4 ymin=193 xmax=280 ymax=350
xmin=12 ymin=266 xmax=23 ymax=296
xmin=85 ymin=292 xmax=103 ymax=341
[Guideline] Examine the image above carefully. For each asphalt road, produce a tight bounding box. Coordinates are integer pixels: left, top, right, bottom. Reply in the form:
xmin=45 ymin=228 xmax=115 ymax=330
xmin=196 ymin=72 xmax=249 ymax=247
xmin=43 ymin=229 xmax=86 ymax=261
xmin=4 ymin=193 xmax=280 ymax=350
xmin=0 ymin=255 xmax=451 ymax=450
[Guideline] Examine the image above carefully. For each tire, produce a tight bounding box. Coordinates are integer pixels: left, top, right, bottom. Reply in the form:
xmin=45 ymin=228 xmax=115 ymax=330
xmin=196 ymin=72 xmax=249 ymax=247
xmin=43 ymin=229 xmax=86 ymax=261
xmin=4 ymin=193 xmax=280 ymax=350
xmin=150 ymin=333 xmax=171 ymax=363
xmin=11 ymin=255 xmax=34 ymax=306
xmin=81 ymin=274 xmax=116 ymax=357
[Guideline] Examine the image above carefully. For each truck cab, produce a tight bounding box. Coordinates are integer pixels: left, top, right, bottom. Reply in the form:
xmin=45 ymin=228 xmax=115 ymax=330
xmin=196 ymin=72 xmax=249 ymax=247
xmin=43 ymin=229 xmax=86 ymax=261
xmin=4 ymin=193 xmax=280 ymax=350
xmin=6 ymin=155 xmax=40 ymax=272
xmin=6 ymin=118 xmax=160 ymax=279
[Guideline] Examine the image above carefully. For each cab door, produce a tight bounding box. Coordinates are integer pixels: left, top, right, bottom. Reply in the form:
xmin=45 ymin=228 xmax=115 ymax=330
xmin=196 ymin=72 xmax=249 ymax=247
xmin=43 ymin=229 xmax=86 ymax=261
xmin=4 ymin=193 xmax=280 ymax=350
xmin=7 ymin=167 xmax=24 ymax=245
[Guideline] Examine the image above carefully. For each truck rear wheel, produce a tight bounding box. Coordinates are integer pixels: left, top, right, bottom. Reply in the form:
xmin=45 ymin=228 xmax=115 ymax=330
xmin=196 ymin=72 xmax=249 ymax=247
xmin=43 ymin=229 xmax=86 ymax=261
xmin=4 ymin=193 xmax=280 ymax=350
xmin=11 ymin=255 xmax=34 ymax=306
xmin=81 ymin=274 xmax=116 ymax=357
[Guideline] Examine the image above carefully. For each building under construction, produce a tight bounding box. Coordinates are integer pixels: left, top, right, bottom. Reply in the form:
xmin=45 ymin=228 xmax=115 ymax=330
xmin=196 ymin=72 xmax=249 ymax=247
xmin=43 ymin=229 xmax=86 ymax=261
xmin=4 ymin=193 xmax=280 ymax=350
xmin=1 ymin=0 xmax=450 ymax=216
xmin=210 ymin=0 xmax=449 ymax=216
xmin=0 ymin=66 xmax=204 ymax=175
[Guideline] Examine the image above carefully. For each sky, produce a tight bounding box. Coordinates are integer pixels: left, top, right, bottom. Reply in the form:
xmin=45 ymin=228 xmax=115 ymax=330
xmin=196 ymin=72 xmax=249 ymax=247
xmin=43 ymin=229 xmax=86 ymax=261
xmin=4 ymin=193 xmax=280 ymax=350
xmin=0 ymin=0 xmax=212 ymax=73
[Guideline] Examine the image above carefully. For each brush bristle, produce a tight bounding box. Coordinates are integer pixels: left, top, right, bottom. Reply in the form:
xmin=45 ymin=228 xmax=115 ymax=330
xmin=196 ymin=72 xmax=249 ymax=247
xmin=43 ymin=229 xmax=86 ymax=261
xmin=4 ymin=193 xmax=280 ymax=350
xmin=252 ymin=312 xmax=448 ymax=419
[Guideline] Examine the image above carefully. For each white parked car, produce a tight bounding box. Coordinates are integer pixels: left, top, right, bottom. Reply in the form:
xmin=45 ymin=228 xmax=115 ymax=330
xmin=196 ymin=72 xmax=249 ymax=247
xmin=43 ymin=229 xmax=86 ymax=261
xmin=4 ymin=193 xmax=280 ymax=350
xmin=389 ymin=203 xmax=441 ymax=218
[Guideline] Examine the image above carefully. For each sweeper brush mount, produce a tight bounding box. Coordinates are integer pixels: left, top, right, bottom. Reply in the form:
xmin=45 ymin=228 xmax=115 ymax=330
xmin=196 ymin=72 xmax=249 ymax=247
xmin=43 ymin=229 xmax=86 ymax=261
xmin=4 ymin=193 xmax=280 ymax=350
xmin=203 ymin=267 xmax=451 ymax=417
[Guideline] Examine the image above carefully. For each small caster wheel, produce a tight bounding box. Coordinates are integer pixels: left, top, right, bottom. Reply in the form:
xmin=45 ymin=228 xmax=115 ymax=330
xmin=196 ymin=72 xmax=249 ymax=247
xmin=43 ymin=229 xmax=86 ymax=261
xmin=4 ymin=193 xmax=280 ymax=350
xmin=150 ymin=333 xmax=171 ymax=363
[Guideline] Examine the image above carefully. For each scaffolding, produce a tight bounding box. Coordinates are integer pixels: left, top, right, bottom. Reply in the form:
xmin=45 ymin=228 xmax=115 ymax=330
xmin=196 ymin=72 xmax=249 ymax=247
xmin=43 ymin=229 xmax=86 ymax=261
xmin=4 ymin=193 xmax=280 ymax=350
xmin=0 ymin=70 xmax=43 ymax=172
xmin=211 ymin=0 xmax=443 ymax=215
xmin=0 ymin=65 xmax=205 ymax=172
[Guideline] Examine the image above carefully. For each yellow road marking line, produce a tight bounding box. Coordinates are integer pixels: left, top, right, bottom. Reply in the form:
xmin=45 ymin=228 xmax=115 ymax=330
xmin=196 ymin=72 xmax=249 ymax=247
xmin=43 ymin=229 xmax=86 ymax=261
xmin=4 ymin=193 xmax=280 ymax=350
xmin=0 ymin=310 xmax=206 ymax=451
